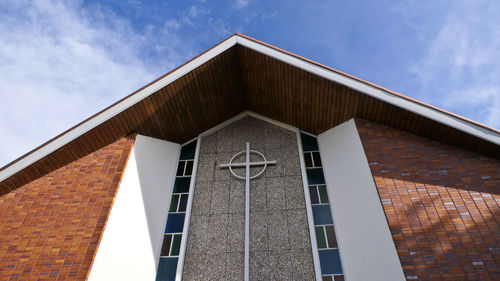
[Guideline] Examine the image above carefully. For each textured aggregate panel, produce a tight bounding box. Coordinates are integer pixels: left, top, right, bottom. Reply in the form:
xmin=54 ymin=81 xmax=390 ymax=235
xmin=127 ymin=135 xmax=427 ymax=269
xmin=356 ymin=119 xmax=500 ymax=281
xmin=0 ymin=136 xmax=135 ymax=280
xmin=183 ymin=116 xmax=315 ymax=280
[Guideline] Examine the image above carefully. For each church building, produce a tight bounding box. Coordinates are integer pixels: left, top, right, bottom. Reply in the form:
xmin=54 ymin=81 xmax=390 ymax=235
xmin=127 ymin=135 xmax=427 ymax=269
xmin=0 ymin=34 xmax=498 ymax=281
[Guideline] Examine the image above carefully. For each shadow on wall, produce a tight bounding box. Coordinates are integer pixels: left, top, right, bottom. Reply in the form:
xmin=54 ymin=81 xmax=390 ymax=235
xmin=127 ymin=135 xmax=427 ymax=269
xmin=356 ymin=119 xmax=500 ymax=281
xmin=134 ymin=136 xmax=180 ymax=269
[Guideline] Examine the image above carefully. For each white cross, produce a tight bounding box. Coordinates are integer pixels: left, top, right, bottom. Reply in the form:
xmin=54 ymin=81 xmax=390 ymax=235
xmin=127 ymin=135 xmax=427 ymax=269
xmin=219 ymin=142 xmax=276 ymax=281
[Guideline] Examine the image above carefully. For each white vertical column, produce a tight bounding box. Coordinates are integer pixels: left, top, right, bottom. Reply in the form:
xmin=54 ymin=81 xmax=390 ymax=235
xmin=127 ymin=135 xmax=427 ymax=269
xmin=88 ymin=135 xmax=180 ymax=281
xmin=318 ymin=120 xmax=405 ymax=281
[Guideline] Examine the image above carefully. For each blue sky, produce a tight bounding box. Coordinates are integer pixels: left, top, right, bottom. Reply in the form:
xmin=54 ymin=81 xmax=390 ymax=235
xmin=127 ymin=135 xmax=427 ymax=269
xmin=1 ymin=0 xmax=499 ymax=167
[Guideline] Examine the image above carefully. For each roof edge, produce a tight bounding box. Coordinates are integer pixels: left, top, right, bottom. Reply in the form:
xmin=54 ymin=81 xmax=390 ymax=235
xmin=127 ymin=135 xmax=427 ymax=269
xmin=235 ymin=35 xmax=500 ymax=143
xmin=1 ymin=33 xmax=498 ymax=185
xmin=0 ymin=34 xmax=240 ymax=182
xmin=234 ymin=33 xmax=500 ymax=135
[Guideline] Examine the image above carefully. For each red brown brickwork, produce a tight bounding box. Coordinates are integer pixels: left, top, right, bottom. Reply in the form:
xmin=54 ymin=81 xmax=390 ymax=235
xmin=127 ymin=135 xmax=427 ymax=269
xmin=355 ymin=119 xmax=500 ymax=281
xmin=0 ymin=136 xmax=135 ymax=280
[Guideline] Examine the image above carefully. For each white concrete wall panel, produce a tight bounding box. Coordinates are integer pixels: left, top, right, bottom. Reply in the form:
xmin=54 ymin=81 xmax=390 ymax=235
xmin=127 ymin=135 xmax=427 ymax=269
xmin=88 ymin=135 xmax=180 ymax=281
xmin=318 ymin=119 xmax=405 ymax=281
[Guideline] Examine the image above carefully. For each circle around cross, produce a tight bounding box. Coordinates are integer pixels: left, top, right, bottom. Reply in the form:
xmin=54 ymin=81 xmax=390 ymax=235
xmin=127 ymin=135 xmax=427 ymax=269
xmin=227 ymin=149 xmax=269 ymax=180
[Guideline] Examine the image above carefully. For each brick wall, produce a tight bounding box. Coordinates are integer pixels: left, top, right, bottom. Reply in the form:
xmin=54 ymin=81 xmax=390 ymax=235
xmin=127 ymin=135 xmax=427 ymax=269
xmin=0 ymin=136 xmax=135 ymax=280
xmin=356 ymin=119 xmax=500 ymax=281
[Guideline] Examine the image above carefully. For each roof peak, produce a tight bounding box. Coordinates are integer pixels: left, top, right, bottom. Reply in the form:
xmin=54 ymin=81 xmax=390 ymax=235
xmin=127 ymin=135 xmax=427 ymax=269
xmin=1 ymin=34 xmax=498 ymax=192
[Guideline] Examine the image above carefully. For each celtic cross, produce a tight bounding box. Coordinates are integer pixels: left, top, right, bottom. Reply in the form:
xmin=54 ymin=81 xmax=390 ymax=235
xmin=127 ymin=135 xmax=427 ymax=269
xmin=219 ymin=142 xmax=276 ymax=281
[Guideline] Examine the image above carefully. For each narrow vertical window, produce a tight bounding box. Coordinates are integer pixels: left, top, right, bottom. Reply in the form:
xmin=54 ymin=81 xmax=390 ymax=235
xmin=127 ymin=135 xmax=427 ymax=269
xmin=155 ymin=140 xmax=197 ymax=281
xmin=301 ymin=133 xmax=344 ymax=280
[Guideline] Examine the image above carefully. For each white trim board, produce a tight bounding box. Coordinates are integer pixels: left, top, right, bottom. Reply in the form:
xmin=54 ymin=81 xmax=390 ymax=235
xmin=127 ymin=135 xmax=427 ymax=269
xmin=2 ymin=34 xmax=498 ymax=185
xmin=198 ymin=110 xmax=297 ymax=137
xmin=318 ymin=119 xmax=406 ymax=281
xmin=88 ymin=135 xmax=180 ymax=281
xmin=236 ymin=36 xmax=499 ymax=145
xmin=0 ymin=36 xmax=237 ymax=183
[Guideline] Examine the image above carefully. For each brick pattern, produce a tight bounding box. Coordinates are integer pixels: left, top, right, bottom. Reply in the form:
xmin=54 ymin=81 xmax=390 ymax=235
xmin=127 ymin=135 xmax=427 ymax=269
xmin=0 ymin=136 xmax=135 ymax=280
xmin=356 ymin=119 xmax=500 ymax=281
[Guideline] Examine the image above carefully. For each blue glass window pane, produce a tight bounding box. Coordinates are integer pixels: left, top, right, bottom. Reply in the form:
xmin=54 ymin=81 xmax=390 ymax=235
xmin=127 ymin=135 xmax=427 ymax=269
xmin=178 ymin=194 xmax=188 ymax=212
xmin=180 ymin=140 xmax=197 ymax=160
xmin=173 ymin=177 xmax=191 ymax=193
xmin=176 ymin=161 xmax=185 ymax=177
xmin=165 ymin=213 xmax=185 ymax=233
xmin=319 ymin=249 xmax=343 ymax=275
xmin=301 ymin=133 xmax=319 ymax=151
xmin=309 ymin=186 xmax=319 ymax=204
xmin=312 ymin=205 xmax=333 ymax=225
xmin=307 ymin=168 xmax=325 ymax=185
xmin=312 ymin=151 xmax=322 ymax=167
xmin=156 ymin=258 xmax=178 ymax=281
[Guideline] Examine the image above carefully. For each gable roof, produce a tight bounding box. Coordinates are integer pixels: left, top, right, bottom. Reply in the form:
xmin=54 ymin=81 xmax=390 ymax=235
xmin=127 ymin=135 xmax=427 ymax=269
xmin=1 ymin=33 xmax=499 ymax=194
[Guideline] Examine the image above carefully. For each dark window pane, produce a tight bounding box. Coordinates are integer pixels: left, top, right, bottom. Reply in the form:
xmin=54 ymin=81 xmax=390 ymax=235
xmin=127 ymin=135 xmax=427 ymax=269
xmin=318 ymin=185 xmax=329 ymax=203
xmin=178 ymin=194 xmax=188 ymax=212
xmin=304 ymin=152 xmax=313 ymax=168
xmin=307 ymin=168 xmax=325 ymax=185
xmin=319 ymin=249 xmax=343 ymax=275
xmin=176 ymin=161 xmax=185 ymax=177
xmin=173 ymin=177 xmax=190 ymax=193
xmin=309 ymin=186 xmax=319 ymax=204
xmin=184 ymin=160 xmax=194 ymax=176
xmin=169 ymin=195 xmax=179 ymax=213
xmin=334 ymin=275 xmax=345 ymax=281
xmin=301 ymin=133 xmax=319 ymax=152
xmin=315 ymin=226 xmax=327 ymax=249
xmin=156 ymin=258 xmax=178 ymax=281
xmin=313 ymin=151 xmax=322 ymax=167
xmin=325 ymin=225 xmax=338 ymax=248
xmin=170 ymin=234 xmax=182 ymax=256
xmin=160 ymin=235 xmax=172 ymax=256
xmin=312 ymin=205 xmax=333 ymax=225
xmin=322 ymin=276 xmax=333 ymax=281
xmin=180 ymin=140 xmax=197 ymax=160
xmin=165 ymin=213 xmax=185 ymax=233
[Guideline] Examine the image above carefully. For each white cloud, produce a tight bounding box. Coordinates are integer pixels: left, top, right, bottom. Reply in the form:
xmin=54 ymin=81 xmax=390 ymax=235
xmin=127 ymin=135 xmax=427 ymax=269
xmin=181 ymin=5 xmax=211 ymax=27
xmin=234 ymin=0 xmax=250 ymax=10
xmin=0 ymin=0 xmax=233 ymax=168
xmin=409 ymin=1 xmax=500 ymax=129
xmin=0 ymin=0 xmax=161 ymax=167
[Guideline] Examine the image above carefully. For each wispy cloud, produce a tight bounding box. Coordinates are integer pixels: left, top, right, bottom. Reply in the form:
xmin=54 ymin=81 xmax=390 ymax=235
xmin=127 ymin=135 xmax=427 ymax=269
xmin=0 ymin=0 xmax=170 ymax=167
xmin=234 ymin=0 xmax=250 ymax=10
xmin=0 ymin=0 xmax=237 ymax=167
xmin=181 ymin=5 xmax=211 ymax=27
xmin=408 ymin=1 xmax=500 ymax=128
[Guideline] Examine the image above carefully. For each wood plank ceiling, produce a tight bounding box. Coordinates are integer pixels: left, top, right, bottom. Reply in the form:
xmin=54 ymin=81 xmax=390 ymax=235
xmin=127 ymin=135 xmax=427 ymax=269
xmin=1 ymin=44 xmax=498 ymax=194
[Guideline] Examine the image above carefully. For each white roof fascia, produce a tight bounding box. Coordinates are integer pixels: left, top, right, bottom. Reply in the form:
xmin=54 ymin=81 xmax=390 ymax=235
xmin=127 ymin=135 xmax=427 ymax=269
xmin=235 ymin=36 xmax=500 ymax=146
xmin=0 ymin=36 xmax=238 ymax=183
xmin=2 ymin=34 xmax=499 ymax=184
